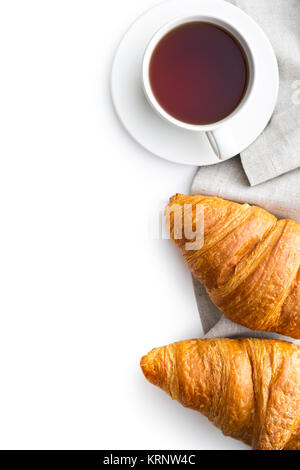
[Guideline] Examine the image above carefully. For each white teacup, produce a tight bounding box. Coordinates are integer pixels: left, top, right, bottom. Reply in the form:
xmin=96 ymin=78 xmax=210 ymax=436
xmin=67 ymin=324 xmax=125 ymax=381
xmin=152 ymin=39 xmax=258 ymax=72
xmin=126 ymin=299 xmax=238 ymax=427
xmin=142 ymin=15 xmax=256 ymax=160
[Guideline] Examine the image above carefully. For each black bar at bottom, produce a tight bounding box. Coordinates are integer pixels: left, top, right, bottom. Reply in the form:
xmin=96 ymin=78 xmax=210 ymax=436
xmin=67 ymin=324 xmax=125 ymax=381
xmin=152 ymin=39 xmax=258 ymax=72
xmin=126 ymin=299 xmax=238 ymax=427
xmin=0 ymin=449 xmax=298 ymax=466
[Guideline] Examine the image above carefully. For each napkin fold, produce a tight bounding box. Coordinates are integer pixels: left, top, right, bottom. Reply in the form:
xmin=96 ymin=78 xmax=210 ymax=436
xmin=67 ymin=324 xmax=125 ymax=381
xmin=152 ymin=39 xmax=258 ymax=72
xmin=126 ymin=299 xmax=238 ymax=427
xmin=227 ymin=0 xmax=300 ymax=185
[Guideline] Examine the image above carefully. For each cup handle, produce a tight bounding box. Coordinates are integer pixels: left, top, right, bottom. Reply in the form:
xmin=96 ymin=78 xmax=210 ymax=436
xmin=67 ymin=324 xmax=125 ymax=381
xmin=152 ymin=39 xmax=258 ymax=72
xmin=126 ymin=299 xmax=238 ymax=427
xmin=206 ymin=127 xmax=236 ymax=160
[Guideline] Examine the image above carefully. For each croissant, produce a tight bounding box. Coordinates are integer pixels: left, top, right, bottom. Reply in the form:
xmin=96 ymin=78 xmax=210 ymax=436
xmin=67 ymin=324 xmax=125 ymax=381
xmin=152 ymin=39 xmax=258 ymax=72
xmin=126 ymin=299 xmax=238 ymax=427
xmin=141 ymin=338 xmax=300 ymax=450
xmin=167 ymin=194 xmax=300 ymax=338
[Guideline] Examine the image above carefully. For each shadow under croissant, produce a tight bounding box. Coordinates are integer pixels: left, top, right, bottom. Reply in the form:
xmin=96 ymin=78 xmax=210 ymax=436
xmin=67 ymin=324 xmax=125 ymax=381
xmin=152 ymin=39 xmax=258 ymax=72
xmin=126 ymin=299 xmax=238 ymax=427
xmin=192 ymin=276 xmax=222 ymax=334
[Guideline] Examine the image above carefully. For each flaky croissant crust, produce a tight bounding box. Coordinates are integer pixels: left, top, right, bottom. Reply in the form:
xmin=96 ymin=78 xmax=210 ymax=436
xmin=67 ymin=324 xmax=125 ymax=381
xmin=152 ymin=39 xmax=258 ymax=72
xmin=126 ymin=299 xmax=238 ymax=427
xmin=141 ymin=338 xmax=300 ymax=450
xmin=167 ymin=194 xmax=300 ymax=338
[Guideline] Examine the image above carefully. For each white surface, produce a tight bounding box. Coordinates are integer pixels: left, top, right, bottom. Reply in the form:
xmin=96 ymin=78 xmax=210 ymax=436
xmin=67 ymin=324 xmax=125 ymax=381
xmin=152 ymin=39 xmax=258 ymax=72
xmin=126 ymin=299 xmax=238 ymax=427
xmin=111 ymin=0 xmax=278 ymax=165
xmin=0 ymin=0 xmax=246 ymax=450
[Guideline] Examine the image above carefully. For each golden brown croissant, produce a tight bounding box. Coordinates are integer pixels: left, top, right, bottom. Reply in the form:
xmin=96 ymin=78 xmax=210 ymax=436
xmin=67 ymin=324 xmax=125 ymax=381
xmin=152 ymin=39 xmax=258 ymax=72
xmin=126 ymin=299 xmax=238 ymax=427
xmin=167 ymin=194 xmax=300 ymax=338
xmin=141 ymin=338 xmax=300 ymax=450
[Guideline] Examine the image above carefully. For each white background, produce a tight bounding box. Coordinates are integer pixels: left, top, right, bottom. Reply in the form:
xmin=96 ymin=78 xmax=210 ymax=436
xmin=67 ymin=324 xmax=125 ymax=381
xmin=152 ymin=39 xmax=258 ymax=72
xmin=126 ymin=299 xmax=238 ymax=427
xmin=0 ymin=0 xmax=246 ymax=449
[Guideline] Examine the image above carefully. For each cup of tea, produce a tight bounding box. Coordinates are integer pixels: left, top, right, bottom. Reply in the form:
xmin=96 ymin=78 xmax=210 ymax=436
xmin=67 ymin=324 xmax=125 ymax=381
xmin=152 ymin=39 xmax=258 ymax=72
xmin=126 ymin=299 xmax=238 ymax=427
xmin=142 ymin=16 xmax=255 ymax=159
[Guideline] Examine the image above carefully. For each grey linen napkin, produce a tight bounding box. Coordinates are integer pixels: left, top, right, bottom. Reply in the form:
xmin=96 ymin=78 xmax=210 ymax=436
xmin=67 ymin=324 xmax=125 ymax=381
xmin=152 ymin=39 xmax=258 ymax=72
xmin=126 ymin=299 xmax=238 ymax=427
xmin=227 ymin=0 xmax=300 ymax=185
xmin=191 ymin=159 xmax=300 ymax=343
xmin=190 ymin=0 xmax=300 ymax=342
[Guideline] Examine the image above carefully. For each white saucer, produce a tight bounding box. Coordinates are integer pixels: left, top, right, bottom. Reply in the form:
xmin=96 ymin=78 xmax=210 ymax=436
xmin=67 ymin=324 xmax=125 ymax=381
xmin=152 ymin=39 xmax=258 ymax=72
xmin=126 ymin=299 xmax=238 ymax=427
xmin=111 ymin=0 xmax=279 ymax=166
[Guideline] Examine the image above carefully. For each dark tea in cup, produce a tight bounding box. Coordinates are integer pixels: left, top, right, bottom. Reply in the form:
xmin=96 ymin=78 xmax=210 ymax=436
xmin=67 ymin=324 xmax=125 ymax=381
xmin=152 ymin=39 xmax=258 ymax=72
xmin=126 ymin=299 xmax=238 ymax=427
xmin=149 ymin=21 xmax=249 ymax=125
